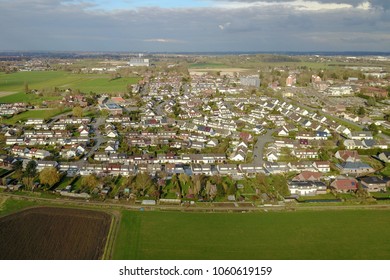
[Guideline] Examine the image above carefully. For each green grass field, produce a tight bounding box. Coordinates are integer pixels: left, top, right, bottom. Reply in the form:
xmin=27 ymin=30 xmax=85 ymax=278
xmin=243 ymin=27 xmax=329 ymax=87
xmin=0 ymin=71 xmax=140 ymax=97
xmin=0 ymin=92 xmax=64 ymax=104
xmin=189 ymin=63 xmax=230 ymax=69
xmin=113 ymin=210 xmax=390 ymax=260
xmin=2 ymin=108 xmax=70 ymax=125
xmin=0 ymin=197 xmax=38 ymax=217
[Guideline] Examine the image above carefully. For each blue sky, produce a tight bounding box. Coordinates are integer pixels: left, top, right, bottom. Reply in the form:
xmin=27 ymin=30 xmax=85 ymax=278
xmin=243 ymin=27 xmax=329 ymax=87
xmin=0 ymin=0 xmax=389 ymax=52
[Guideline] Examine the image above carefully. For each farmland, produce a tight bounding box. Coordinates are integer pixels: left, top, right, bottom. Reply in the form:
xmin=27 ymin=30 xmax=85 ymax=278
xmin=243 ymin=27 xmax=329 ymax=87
xmin=0 ymin=207 xmax=112 ymax=260
xmin=0 ymin=71 xmax=140 ymax=100
xmin=113 ymin=210 xmax=390 ymax=260
xmin=2 ymin=195 xmax=390 ymax=260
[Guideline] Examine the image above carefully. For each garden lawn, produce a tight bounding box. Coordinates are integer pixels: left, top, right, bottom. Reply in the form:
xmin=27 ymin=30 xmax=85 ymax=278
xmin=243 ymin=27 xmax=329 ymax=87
xmin=113 ymin=210 xmax=390 ymax=260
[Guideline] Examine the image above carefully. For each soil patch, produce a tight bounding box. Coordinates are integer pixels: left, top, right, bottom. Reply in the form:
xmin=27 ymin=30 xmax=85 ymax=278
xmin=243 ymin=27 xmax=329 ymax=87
xmin=0 ymin=207 xmax=111 ymax=260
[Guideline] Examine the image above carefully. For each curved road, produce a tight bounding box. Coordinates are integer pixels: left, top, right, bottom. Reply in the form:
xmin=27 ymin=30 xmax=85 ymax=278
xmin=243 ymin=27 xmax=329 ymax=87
xmin=252 ymin=128 xmax=277 ymax=165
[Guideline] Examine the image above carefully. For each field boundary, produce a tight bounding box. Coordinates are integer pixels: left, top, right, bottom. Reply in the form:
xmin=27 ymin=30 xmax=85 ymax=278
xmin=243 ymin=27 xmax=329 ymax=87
xmin=102 ymin=210 xmax=121 ymax=260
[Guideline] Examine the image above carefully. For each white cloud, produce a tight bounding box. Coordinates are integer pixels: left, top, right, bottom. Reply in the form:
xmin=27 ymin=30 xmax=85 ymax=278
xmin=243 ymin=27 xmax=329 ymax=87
xmin=143 ymin=38 xmax=185 ymax=43
xmin=218 ymin=22 xmax=231 ymax=30
xmin=0 ymin=0 xmax=388 ymax=52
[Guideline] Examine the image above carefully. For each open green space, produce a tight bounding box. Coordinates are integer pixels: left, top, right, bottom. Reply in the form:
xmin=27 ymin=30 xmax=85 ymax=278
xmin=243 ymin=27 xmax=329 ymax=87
xmin=0 ymin=92 xmax=64 ymax=104
xmin=113 ymin=210 xmax=390 ymax=260
xmin=0 ymin=197 xmax=38 ymax=217
xmin=2 ymin=108 xmax=70 ymax=125
xmin=0 ymin=71 xmax=140 ymax=98
xmin=189 ymin=63 xmax=230 ymax=69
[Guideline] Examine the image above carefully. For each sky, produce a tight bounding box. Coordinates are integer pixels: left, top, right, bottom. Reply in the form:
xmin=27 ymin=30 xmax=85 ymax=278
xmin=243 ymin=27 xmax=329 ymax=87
xmin=0 ymin=0 xmax=389 ymax=52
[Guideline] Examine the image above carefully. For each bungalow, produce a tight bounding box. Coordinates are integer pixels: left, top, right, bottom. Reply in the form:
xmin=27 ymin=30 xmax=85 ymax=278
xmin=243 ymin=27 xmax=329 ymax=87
xmin=337 ymin=162 xmax=375 ymax=175
xmin=335 ymin=150 xmax=361 ymax=162
xmin=330 ymin=178 xmax=358 ymax=193
xmin=293 ymin=171 xmax=322 ymax=181
xmin=288 ymin=181 xmax=327 ymax=196
xmin=360 ymin=176 xmax=388 ymax=192
xmin=350 ymin=131 xmax=373 ymax=140
xmin=344 ymin=139 xmax=364 ymax=150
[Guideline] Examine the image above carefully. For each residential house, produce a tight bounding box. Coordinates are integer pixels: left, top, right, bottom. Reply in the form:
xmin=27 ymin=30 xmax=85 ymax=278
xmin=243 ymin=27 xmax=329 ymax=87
xmin=191 ymin=164 xmax=212 ymax=175
xmin=216 ymin=164 xmax=238 ymax=175
xmin=330 ymin=178 xmax=358 ymax=193
xmin=293 ymin=149 xmax=318 ymax=159
xmin=360 ymin=176 xmax=388 ymax=192
xmin=287 ymin=161 xmax=316 ymax=172
xmin=36 ymin=161 xmax=58 ymax=171
xmin=336 ymin=162 xmax=375 ymax=175
xmin=293 ymin=171 xmax=322 ymax=181
xmin=239 ymin=163 xmax=264 ymax=177
xmin=343 ymin=139 xmax=364 ymax=150
xmin=313 ymin=161 xmax=331 ymax=173
xmin=263 ymin=162 xmax=289 ymax=174
xmin=288 ymin=181 xmax=327 ymax=196
xmin=277 ymin=127 xmax=289 ymax=137
xmin=335 ymin=150 xmax=361 ymax=162
xmin=350 ymin=131 xmax=373 ymax=140
xmin=266 ymin=151 xmax=279 ymax=162
xmin=27 ymin=149 xmax=51 ymax=160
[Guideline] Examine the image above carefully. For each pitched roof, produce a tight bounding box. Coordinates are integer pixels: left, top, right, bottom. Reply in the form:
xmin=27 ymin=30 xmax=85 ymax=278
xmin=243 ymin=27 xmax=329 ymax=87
xmin=293 ymin=171 xmax=322 ymax=181
xmin=330 ymin=178 xmax=358 ymax=190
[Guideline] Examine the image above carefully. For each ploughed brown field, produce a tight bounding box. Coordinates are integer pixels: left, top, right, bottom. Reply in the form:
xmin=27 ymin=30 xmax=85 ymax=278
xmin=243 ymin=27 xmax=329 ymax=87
xmin=0 ymin=207 xmax=111 ymax=260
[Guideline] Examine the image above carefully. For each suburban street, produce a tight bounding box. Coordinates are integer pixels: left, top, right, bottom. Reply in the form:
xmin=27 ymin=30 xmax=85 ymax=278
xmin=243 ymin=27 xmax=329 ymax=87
xmin=252 ymin=128 xmax=276 ymax=165
xmin=83 ymin=117 xmax=106 ymax=160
